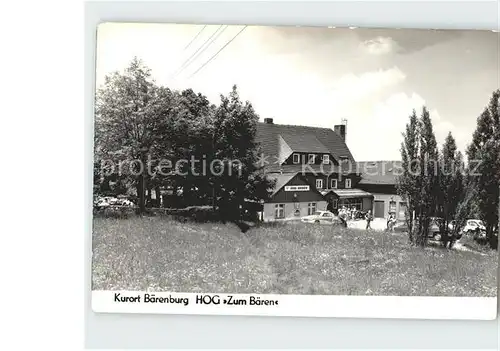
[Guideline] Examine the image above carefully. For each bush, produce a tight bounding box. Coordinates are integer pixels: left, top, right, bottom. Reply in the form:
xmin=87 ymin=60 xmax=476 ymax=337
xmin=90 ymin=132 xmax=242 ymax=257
xmin=94 ymin=205 xmax=259 ymax=224
xmin=153 ymin=206 xmax=219 ymax=223
xmin=94 ymin=206 xmax=135 ymax=219
xmin=459 ymin=233 xmax=495 ymax=253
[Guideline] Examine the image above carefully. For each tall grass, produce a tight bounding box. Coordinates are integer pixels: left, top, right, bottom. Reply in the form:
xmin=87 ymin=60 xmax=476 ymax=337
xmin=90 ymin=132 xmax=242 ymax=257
xmin=92 ymin=217 xmax=498 ymax=296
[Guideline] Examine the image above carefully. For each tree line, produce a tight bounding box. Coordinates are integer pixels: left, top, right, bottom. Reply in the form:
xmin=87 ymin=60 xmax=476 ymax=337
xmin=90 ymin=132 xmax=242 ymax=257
xmin=94 ymin=57 xmax=274 ymax=217
xmin=95 ymin=57 xmax=499 ymax=247
xmin=397 ymin=91 xmax=500 ymax=249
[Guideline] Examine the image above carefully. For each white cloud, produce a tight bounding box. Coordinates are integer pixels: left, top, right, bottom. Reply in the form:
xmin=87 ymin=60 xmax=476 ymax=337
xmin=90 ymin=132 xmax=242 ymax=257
xmin=347 ymin=92 xmax=426 ymax=161
xmin=329 ymin=67 xmax=406 ymax=106
xmin=236 ymin=67 xmax=407 ymax=132
xmin=432 ymin=111 xmax=469 ymax=152
xmin=360 ymin=36 xmax=397 ymax=55
xmin=347 ymin=92 xmax=467 ymax=161
xmin=94 ymin=23 xmax=469 ymax=161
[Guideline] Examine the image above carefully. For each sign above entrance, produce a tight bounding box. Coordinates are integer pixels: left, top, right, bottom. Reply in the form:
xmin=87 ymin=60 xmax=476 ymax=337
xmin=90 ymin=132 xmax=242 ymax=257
xmin=285 ymin=185 xmax=310 ymax=192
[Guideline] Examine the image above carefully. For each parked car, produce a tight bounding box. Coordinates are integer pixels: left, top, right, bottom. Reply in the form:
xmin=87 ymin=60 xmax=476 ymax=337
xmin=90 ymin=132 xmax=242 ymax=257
xmin=94 ymin=196 xmax=135 ymax=210
xmin=301 ymin=211 xmax=342 ymax=225
xmin=463 ymin=219 xmax=487 ymax=239
xmin=427 ymin=217 xmax=444 ymax=240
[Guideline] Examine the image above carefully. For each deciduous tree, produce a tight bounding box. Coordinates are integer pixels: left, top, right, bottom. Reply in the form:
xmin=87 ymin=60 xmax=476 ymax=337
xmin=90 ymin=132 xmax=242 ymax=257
xmin=212 ymin=85 xmax=275 ymax=221
xmin=94 ymin=57 xmax=174 ymax=213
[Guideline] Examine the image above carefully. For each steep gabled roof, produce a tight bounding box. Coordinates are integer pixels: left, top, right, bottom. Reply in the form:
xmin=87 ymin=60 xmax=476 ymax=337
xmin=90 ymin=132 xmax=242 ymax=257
xmin=356 ymin=160 xmax=403 ymax=185
xmin=279 ymin=133 xmax=331 ymax=154
xmin=266 ymin=172 xmax=298 ymax=196
xmin=277 ymin=135 xmax=294 ymax=165
xmin=256 ymin=122 xmax=355 ymax=172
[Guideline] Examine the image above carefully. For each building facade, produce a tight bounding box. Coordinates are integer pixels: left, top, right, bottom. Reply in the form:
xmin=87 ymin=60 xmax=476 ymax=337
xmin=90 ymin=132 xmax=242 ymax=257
xmin=356 ymin=161 xmax=406 ymax=220
xmin=256 ymin=118 xmax=377 ymax=221
xmin=261 ymin=172 xmax=327 ymax=221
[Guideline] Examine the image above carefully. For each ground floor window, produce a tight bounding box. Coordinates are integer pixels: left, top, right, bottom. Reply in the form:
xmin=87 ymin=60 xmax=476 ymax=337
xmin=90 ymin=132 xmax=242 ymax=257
xmin=275 ymin=204 xmax=285 ymax=219
xmin=332 ymin=199 xmax=338 ymax=209
xmin=308 ymin=202 xmax=317 ymax=215
xmin=339 ymin=198 xmax=362 ymax=210
xmin=389 ymin=201 xmax=397 ymax=213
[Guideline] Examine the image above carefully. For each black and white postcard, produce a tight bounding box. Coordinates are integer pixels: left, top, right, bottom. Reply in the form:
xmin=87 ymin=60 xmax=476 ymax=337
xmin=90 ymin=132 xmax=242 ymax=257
xmin=91 ymin=23 xmax=499 ymax=319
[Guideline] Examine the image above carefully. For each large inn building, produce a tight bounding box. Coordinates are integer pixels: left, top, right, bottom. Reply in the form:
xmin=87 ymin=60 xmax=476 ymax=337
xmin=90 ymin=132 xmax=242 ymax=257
xmin=255 ymin=118 xmax=405 ymax=222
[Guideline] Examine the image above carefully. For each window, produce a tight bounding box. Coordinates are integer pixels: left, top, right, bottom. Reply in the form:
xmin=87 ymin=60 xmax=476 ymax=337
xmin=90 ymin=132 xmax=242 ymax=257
xmin=350 ymin=200 xmax=362 ymax=210
xmin=274 ymin=204 xmax=285 ymax=219
xmin=331 ymin=179 xmax=338 ymax=189
xmin=322 ymin=212 xmax=333 ymax=217
xmin=307 ymin=202 xmax=317 ymax=215
xmin=332 ymin=199 xmax=338 ymax=209
xmin=389 ymin=201 xmax=396 ymax=213
xmin=340 ymin=198 xmax=362 ymax=210
xmin=316 ymin=179 xmax=323 ymax=189
xmin=308 ymin=154 xmax=315 ymax=164
xmin=292 ymin=153 xmax=300 ymax=164
xmin=345 ymin=178 xmax=352 ymax=188
xmin=322 ymin=154 xmax=329 ymax=164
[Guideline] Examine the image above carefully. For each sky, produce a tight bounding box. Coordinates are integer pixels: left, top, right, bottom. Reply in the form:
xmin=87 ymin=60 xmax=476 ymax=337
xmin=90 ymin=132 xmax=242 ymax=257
xmin=95 ymin=23 xmax=499 ymax=161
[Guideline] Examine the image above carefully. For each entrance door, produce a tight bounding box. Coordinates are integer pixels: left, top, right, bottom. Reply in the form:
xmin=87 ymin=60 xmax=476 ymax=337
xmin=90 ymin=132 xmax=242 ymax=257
xmin=374 ymin=201 xmax=385 ymax=218
xmin=398 ymin=202 xmax=407 ymax=219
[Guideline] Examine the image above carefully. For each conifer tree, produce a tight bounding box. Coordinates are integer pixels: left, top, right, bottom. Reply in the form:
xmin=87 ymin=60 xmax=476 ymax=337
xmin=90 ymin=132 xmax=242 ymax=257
xmin=397 ymin=109 xmax=420 ymax=244
xmin=416 ymin=107 xmax=439 ymax=246
xmin=466 ymin=90 xmax=500 ymax=248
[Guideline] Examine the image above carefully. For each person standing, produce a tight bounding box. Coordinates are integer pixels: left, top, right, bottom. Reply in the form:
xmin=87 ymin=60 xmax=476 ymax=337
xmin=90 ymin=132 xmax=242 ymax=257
xmin=365 ymin=210 xmax=373 ymax=230
xmin=386 ymin=213 xmax=395 ymax=232
xmin=327 ymin=199 xmax=334 ymax=213
xmin=391 ymin=213 xmax=397 ymax=232
xmin=339 ymin=207 xmax=348 ymax=228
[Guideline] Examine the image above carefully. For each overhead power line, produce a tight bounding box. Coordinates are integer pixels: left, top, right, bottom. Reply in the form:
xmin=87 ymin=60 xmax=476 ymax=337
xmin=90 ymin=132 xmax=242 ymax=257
xmin=189 ymin=25 xmax=248 ymax=78
xmin=184 ymin=25 xmax=207 ymax=50
xmin=171 ymin=25 xmax=227 ymax=79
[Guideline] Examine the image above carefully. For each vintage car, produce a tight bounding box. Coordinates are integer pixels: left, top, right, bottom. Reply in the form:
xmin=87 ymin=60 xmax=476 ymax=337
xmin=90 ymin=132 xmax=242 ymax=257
xmin=463 ymin=219 xmax=487 ymax=238
xmin=301 ymin=211 xmax=342 ymax=225
xmin=94 ymin=196 xmax=135 ymax=210
xmin=427 ymin=217 xmax=444 ymax=240
xmin=448 ymin=219 xmax=485 ymax=239
xmin=415 ymin=217 xmax=458 ymax=241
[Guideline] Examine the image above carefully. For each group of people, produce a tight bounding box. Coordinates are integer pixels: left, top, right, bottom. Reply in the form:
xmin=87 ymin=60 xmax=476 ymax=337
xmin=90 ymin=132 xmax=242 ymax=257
xmin=337 ymin=206 xmax=374 ymax=230
xmin=337 ymin=206 xmax=359 ymax=221
xmin=326 ymin=200 xmax=397 ymax=231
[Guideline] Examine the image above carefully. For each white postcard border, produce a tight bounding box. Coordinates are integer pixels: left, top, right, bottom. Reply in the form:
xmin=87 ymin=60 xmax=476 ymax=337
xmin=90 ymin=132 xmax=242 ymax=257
xmin=92 ymin=290 xmax=497 ymax=320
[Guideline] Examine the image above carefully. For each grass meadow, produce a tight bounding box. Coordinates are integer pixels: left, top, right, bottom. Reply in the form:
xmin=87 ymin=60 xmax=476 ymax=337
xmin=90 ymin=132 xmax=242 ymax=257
xmin=91 ymin=216 xmax=498 ymax=296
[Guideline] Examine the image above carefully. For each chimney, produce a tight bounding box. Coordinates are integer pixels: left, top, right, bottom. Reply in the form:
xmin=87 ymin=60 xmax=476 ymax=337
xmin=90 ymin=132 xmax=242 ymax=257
xmin=264 ymin=118 xmax=274 ymax=124
xmin=334 ymin=124 xmax=346 ymax=141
